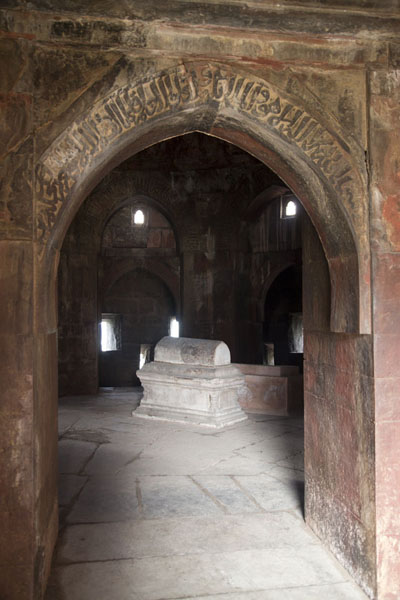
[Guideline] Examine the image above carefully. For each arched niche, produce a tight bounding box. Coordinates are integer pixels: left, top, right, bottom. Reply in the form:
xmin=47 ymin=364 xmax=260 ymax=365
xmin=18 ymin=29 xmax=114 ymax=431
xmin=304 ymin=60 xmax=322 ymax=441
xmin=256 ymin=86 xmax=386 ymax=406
xmin=100 ymin=193 xmax=180 ymax=256
xmin=262 ymin=264 xmax=304 ymax=369
xmin=101 ymin=258 xmax=180 ymax=315
xmin=99 ymin=267 xmax=176 ymax=387
xmin=35 ymin=61 xmax=370 ymax=334
xmin=257 ymin=262 xmax=299 ymax=323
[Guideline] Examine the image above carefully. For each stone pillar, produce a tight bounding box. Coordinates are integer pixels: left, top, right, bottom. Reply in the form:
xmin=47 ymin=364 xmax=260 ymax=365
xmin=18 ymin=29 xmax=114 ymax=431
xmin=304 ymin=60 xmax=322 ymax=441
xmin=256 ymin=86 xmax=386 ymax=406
xmin=369 ymin=69 xmax=400 ymax=599
xmin=302 ymin=216 xmax=376 ymax=597
xmin=0 ymin=241 xmax=36 ymax=598
xmin=33 ymin=244 xmax=59 ymax=600
xmin=0 ymin=47 xmax=47 ymax=596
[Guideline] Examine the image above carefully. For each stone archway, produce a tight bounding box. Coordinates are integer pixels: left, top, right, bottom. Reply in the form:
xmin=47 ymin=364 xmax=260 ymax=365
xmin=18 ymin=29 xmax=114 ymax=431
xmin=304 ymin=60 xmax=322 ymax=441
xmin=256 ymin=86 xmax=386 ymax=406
xmin=33 ymin=62 xmax=376 ymax=598
xmin=35 ymin=61 xmax=370 ymax=335
xmin=257 ymin=261 xmax=298 ymax=323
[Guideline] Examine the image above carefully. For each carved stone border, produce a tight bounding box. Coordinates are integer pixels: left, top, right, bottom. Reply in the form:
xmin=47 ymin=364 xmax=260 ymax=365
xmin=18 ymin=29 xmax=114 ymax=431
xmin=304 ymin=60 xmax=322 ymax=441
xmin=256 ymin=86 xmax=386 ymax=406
xmin=34 ymin=61 xmax=370 ymax=333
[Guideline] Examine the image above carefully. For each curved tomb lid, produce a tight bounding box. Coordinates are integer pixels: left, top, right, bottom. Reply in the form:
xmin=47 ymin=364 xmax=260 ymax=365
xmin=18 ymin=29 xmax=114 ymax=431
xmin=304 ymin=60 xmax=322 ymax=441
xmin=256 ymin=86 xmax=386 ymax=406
xmin=154 ymin=337 xmax=231 ymax=366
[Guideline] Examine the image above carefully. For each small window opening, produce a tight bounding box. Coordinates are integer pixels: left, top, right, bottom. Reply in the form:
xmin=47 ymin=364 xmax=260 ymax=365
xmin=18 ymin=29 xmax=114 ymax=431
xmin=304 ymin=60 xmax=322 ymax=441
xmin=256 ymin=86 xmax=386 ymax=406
xmin=285 ymin=200 xmax=297 ymax=217
xmin=170 ymin=317 xmax=180 ymax=338
xmin=281 ymin=196 xmax=297 ymax=219
xmin=288 ymin=313 xmax=304 ymax=354
xmin=100 ymin=314 xmax=121 ymax=352
xmin=264 ymin=343 xmax=275 ymax=366
xmin=139 ymin=344 xmax=152 ymax=369
xmin=133 ymin=209 xmax=145 ymax=225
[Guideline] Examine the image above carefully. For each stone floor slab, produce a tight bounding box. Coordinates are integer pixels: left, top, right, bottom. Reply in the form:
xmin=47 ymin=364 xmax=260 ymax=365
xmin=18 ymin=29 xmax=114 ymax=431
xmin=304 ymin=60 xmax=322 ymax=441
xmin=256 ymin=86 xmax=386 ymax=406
xmin=67 ymin=474 xmax=140 ymax=523
xmin=234 ymin=473 xmax=303 ymax=514
xmin=58 ymin=474 xmax=88 ymax=507
xmin=84 ymin=442 xmax=146 ymax=475
xmin=47 ymin=393 xmax=367 ymax=600
xmin=139 ymin=475 xmax=223 ymax=518
xmin=47 ymin=546 xmax=354 ymax=600
xmin=57 ymin=512 xmax=318 ymax=563
xmin=192 ymin=475 xmax=260 ymax=513
xmin=179 ymin=581 xmax=368 ymax=599
xmin=58 ymin=439 xmax=98 ymax=474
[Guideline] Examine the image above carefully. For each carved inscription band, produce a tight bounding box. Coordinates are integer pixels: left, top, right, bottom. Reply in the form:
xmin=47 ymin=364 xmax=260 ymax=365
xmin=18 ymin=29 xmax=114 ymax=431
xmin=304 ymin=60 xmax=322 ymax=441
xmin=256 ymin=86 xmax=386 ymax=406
xmin=36 ymin=63 xmax=356 ymax=243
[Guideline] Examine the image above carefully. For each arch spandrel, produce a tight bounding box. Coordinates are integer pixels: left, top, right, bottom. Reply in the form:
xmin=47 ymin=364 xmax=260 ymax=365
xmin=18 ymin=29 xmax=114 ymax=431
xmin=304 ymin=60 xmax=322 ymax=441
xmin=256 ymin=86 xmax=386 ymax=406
xmin=34 ymin=61 xmax=371 ymax=334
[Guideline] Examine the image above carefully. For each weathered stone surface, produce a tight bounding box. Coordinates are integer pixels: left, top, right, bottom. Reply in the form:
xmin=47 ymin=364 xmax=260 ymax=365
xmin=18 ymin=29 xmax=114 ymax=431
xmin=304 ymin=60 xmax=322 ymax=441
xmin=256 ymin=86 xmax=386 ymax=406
xmin=136 ymin=337 xmax=247 ymax=428
xmin=155 ymin=336 xmax=231 ymax=366
xmin=0 ymin=37 xmax=32 ymax=94
xmin=368 ymin=67 xmax=400 ymax=597
xmin=45 ymin=393 xmax=367 ymax=600
xmin=235 ymin=363 xmax=303 ymax=415
xmin=0 ymin=3 xmax=400 ymax=599
xmin=0 ymin=140 xmax=33 ymax=239
xmin=100 ymin=268 xmax=175 ymax=388
xmin=5 ymin=0 xmax=400 ymax=36
xmin=0 ymin=240 xmax=33 ymax=334
xmin=33 ymin=47 xmax=118 ymax=127
xmin=0 ymin=93 xmax=32 ymax=157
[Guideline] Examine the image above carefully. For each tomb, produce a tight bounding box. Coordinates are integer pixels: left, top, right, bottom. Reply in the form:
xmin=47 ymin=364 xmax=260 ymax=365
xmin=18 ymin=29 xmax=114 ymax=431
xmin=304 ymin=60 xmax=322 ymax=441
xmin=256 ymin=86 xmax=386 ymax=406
xmin=234 ymin=364 xmax=303 ymax=415
xmin=135 ymin=337 xmax=248 ymax=428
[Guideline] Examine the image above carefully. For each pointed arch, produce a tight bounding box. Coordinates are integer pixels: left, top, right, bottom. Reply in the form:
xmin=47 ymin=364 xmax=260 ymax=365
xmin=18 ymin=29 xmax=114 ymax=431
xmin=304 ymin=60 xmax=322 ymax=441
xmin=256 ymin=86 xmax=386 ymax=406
xmin=34 ymin=61 xmax=370 ymax=334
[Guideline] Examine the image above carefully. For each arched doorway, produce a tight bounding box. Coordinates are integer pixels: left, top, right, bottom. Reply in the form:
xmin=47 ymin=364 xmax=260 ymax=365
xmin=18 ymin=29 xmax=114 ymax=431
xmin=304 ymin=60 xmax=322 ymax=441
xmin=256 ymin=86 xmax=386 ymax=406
xmin=34 ymin=63 xmax=374 ymax=597
xmin=57 ymin=195 xmax=180 ymax=395
xmin=263 ymin=265 xmax=303 ymax=370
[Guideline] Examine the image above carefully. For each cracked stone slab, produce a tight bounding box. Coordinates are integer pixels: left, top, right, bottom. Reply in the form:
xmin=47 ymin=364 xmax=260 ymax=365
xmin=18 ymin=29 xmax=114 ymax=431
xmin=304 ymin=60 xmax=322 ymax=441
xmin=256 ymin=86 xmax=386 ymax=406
xmin=84 ymin=442 xmax=145 ymax=475
xmin=191 ymin=475 xmax=262 ymax=514
xmin=268 ymin=465 xmax=305 ymax=483
xmin=46 ymin=546 xmax=355 ymax=600
xmin=234 ymin=474 xmax=303 ymax=514
xmin=62 ymin=429 xmax=111 ymax=444
xmin=58 ymin=410 xmax=83 ymax=436
xmin=139 ymin=475 xmax=223 ymax=518
xmin=67 ymin=474 xmax=140 ymax=523
xmin=57 ymin=512 xmax=319 ymax=563
xmin=58 ymin=474 xmax=88 ymax=507
xmin=235 ymin=433 xmax=304 ymax=465
xmin=58 ymin=439 xmax=98 ymax=474
xmin=51 ymin=394 xmax=367 ymax=599
xmin=178 ymin=581 xmax=368 ymax=599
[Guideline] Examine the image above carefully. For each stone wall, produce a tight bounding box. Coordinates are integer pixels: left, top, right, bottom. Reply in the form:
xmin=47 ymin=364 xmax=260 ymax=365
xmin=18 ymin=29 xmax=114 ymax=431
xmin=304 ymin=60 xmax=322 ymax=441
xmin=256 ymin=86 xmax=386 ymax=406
xmin=302 ymin=215 xmax=376 ymax=593
xmin=58 ymin=134 xmax=302 ymax=393
xmin=0 ymin=2 xmax=400 ymax=598
xmin=100 ymin=269 xmax=175 ymax=386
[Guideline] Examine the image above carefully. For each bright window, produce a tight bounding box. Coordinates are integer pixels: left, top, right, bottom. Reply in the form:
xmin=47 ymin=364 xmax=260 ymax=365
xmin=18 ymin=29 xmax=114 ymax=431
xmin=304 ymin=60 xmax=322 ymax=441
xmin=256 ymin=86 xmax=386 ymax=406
xmin=170 ymin=317 xmax=180 ymax=338
xmin=139 ymin=344 xmax=152 ymax=369
xmin=133 ymin=209 xmax=145 ymax=225
xmin=100 ymin=314 xmax=121 ymax=351
xmin=288 ymin=313 xmax=304 ymax=353
xmin=281 ymin=196 xmax=298 ymax=219
xmin=285 ymin=200 xmax=297 ymax=217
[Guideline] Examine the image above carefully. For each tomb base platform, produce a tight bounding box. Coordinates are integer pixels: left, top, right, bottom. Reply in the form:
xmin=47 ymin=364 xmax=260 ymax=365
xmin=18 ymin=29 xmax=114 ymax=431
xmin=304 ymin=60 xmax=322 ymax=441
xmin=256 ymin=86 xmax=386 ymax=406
xmin=234 ymin=363 xmax=303 ymax=415
xmin=134 ymin=337 xmax=247 ymax=428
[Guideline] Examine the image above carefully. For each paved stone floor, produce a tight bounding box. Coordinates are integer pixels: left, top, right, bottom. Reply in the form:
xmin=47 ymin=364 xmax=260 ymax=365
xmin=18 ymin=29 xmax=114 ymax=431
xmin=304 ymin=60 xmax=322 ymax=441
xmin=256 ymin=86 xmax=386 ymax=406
xmin=45 ymin=389 xmax=368 ymax=600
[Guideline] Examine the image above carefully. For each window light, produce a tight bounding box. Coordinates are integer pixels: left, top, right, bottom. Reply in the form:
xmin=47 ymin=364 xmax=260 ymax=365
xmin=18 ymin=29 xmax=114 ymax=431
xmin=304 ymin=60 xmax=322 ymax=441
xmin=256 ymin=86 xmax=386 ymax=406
xmin=133 ymin=209 xmax=145 ymax=225
xmin=285 ymin=200 xmax=297 ymax=217
xmin=101 ymin=319 xmax=117 ymax=351
xmin=139 ymin=344 xmax=151 ymax=369
xmin=170 ymin=317 xmax=180 ymax=338
xmin=100 ymin=314 xmax=121 ymax=352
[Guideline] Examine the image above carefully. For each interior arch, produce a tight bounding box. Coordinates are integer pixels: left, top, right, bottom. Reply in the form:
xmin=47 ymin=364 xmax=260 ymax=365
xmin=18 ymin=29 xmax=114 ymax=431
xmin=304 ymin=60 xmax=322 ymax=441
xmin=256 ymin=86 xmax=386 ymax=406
xmin=35 ymin=63 xmax=370 ymax=335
